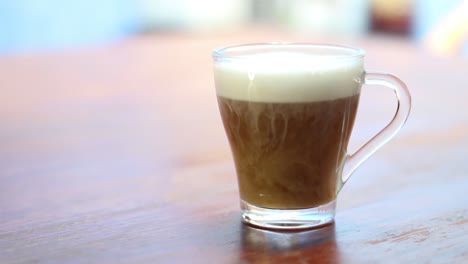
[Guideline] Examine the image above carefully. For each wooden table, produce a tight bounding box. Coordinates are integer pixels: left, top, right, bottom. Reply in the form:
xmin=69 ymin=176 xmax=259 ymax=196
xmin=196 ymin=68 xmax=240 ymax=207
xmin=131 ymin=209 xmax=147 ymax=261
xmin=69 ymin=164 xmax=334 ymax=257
xmin=1 ymin=28 xmax=467 ymax=263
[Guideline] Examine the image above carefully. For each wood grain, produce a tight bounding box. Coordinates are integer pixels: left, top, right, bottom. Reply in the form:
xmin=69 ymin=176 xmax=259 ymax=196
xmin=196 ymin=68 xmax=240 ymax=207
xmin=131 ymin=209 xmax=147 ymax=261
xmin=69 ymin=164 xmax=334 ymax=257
xmin=0 ymin=28 xmax=467 ymax=263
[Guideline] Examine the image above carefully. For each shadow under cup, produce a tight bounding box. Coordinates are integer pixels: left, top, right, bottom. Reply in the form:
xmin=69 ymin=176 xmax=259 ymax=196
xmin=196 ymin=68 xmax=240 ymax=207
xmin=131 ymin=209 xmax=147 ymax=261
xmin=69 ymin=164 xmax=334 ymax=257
xmin=212 ymin=44 xmax=410 ymax=230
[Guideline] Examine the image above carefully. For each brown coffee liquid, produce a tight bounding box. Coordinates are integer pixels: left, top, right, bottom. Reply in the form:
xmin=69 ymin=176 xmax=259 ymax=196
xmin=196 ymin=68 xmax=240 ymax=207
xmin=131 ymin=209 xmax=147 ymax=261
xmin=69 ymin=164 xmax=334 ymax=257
xmin=218 ymin=94 xmax=359 ymax=209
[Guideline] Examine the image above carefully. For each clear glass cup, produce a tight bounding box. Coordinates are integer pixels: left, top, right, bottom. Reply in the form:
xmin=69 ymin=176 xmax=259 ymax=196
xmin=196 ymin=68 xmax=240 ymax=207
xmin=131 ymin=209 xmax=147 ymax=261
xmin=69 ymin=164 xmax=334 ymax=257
xmin=212 ymin=43 xmax=411 ymax=230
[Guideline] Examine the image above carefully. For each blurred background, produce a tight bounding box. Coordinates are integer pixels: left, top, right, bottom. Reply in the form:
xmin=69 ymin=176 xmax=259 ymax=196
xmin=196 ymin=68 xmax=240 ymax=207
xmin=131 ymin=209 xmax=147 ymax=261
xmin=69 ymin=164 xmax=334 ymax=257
xmin=0 ymin=0 xmax=466 ymax=56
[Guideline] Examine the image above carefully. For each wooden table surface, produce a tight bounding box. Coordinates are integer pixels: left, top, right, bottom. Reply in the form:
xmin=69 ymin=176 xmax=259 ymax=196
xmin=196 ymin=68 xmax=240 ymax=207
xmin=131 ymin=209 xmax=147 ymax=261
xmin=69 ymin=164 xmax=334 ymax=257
xmin=1 ymin=28 xmax=467 ymax=263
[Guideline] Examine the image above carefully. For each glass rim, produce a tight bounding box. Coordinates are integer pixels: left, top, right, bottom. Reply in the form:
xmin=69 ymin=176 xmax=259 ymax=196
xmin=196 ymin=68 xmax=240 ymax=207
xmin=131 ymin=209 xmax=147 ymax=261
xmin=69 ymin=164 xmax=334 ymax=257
xmin=212 ymin=43 xmax=365 ymax=61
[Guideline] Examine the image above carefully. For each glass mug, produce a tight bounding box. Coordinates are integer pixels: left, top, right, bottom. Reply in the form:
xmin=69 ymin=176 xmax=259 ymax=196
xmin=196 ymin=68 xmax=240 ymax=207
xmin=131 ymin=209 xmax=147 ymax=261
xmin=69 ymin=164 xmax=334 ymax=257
xmin=212 ymin=44 xmax=411 ymax=230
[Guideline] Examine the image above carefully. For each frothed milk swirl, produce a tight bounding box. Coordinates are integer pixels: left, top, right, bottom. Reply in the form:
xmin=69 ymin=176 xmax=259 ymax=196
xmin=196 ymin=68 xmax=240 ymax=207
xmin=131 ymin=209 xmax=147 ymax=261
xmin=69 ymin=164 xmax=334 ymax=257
xmin=214 ymin=51 xmax=364 ymax=103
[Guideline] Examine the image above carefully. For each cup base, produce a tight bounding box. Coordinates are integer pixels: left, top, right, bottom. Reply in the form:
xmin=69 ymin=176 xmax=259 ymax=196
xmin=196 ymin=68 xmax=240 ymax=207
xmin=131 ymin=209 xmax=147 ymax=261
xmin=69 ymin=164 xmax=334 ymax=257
xmin=240 ymin=200 xmax=336 ymax=230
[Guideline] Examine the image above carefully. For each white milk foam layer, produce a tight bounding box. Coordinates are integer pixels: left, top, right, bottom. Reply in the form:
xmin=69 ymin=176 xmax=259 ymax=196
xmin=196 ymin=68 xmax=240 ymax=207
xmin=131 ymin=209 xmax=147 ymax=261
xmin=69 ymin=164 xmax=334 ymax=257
xmin=214 ymin=51 xmax=364 ymax=103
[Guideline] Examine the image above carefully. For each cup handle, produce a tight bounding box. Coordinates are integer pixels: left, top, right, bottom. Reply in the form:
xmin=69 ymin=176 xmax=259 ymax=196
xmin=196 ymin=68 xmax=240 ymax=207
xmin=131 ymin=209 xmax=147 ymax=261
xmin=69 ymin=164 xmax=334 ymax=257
xmin=341 ymin=72 xmax=412 ymax=186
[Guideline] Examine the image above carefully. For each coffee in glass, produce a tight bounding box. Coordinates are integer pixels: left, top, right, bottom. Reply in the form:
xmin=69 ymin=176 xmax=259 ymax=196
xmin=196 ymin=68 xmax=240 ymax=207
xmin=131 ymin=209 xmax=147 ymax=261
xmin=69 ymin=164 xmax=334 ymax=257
xmin=213 ymin=44 xmax=411 ymax=230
